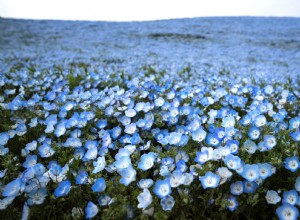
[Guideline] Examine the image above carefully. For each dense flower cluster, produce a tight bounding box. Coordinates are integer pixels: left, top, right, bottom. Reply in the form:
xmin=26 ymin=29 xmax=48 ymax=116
xmin=1 ymin=17 xmax=300 ymax=220
xmin=0 ymin=62 xmax=299 ymax=219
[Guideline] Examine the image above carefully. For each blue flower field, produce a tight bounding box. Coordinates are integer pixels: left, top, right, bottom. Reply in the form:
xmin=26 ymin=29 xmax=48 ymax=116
xmin=0 ymin=17 xmax=300 ymax=219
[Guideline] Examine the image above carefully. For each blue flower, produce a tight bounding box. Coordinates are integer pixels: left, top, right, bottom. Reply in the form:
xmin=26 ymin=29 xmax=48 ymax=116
xmin=224 ymin=154 xmax=242 ymax=170
xmin=241 ymin=164 xmax=260 ymax=181
xmin=191 ymin=128 xmax=207 ymax=142
xmin=240 ymin=114 xmax=251 ymax=126
xmin=282 ymin=190 xmax=299 ymax=205
xmin=0 ymin=132 xmax=10 ymax=146
xmin=248 ymin=126 xmax=260 ymax=140
xmin=98 ymin=195 xmax=113 ymax=206
xmin=63 ymin=137 xmax=82 ymax=148
xmin=130 ymin=133 xmax=141 ymax=145
xmin=92 ymin=156 xmax=106 ymax=174
xmin=285 ymin=156 xmax=299 ymax=172
xmin=115 ymin=148 xmax=131 ymax=160
xmin=8 ymin=96 xmax=23 ymax=110
xmin=205 ymin=133 xmax=220 ymax=147
xmin=38 ymin=144 xmax=55 ymax=158
xmin=2 ymin=178 xmax=22 ymax=197
xmin=27 ymin=188 xmax=48 ymax=205
xmin=169 ymin=170 xmax=185 ymax=188
xmin=70 ymin=129 xmax=81 ymax=138
xmin=225 ymin=140 xmax=239 ymax=154
xmin=25 ymin=141 xmax=37 ymax=152
xmin=225 ymin=127 xmax=237 ymax=138
xmin=188 ymin=118 xmax=201 ymax=132
xmin=175 ymin=159 xmax=187 ymax=173
xmin=137 ymin=189 xmax=152 ymax=209
xmin=138 ymin=179 xmax=154 ymax=189
xmin=263 ymin=135 xmax=276 ymax=150
xmin=62 ymin=101 xmax=74 ymax=112
xmin=194 ymin=151 xmax=209 ymax=165
xmin=46 ymin=91 xmax=56 ymax=101
xmin=227 ymin=196 xmax=238 ymax=211
xmin=105 ymin=106 xmax=114 ymax=116
xmin=243 ymin=181 xmax=258 ymax=194
xmin=169 ymin=107 xmax=179 ymax=117
xmin=84 ymin=140 xmax=98 ymax=150
xmin=33 ymin=163 xmax=45 ymax=176
xmin=119 ymin=165 xmax=136 ymax=186
xmin=200 ymin=97 xmax=209 ymax=107
xmin=167 ymin=132 xmax=182 ymax=146
xmin=54 ymin=122 xmax=66 ymax=137
xmin=21 ymin=202 xmax=29 ymax=220
xmin=258 ymin=163 xmax=273 ymax=180
xmin=263 ymin=85 xmax=274 ymax=95
xmin=102 ymin=133 xmax=111 ymax=148
xmin=222 ymin=116 xmax=235 ymax=128
xmin=276 ymin=203 xmax=299 ymax=220
xmin=22 ymin=167 xmax=35 ymax=182
xmin=85 ymin=201 xmax=99 ymax=219
xmin=230 ymin=181 xmax=243 ymax=196
xmin=91 ymin=177 xmax=106 ymax=193
xmin=254 ymin=115 xmax=267 ymax=127
xmin=289 ymin=117 xmax=300 ymax=130
xmin=114 ymin=156 xmax=131 ymax=171
xmin=178 ymin=134 xmax=189 ymax=147
xmin=119 ymin=134 xmax=132 ymax=144
xmin=111 ymin=126 xmax=122 ymax=140
xmin=161 ymin=157 xmax=174 ymax=166
xmin=83 ymin=146 xmax=98 ymax=162
xmin=243 ymin=139 xmax=257 ymax=154
xmin=125 ymin=108 xmax=136 ymax=118
xmin=159 ymin=165 xmax=170 ymax=176
xmin=273 ymin=113 xmax=284 ymax=123
xmin=199 ymin=171 xmax=220 ymax=189
xmin=213 ymin=127 xmax=225 ymax=141
xmin=138 ymin=152 xmax=156 ymax=171
xmin=22 ymin=155 xmax=37 ymax=169
xmin=54 ymin=180 xmax=71 ymax=198
xmin=65 ymin=116 xmax=79 ymax=129
xmin=16 ymin=123 xmax=27 ymax=136
xmin=265 ymin=190 xmax=281 ymax=204
xmin=124 ymin=123 xmax=137 ymax=135
xmin=136 ymin=119 xmax=146 ymax=128
xmin=119 ymin=116 xmax=131 ymax=126
xmin=0 ymin=169 xmax=7 ymax=179
xmin=160 ymin=195 xmax=175 ymax=211
xmin=74 ymin=148 xmax=85 ymax=159
xmin=154 ymin=97 xmax=165 ymax=107
xmin=96 ymin=119 xmax=107 ymax=129
xmin=153 ymin=179 xmax=172 ymax=199
xmin=134 ymin=102 xmax=145 ymax=112
xmin=167 ymin=115 xmax=179 ymax=126
xmin=76 ymin=171 xmax=88 ymax=185
xmin=290 ymin=130 xmax=300 ymax=142
xmin=50 ymin=164 xmax=62 ymax=176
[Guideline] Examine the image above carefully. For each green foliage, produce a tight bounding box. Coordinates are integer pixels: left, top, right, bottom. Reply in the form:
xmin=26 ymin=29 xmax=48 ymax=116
xmin=66 ymin=72 xmax=85 ymax=90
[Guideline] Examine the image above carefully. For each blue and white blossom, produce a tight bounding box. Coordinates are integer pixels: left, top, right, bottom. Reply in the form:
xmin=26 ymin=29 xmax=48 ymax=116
xmin=199 ymin=171 xmax=220 ymax=189
xmin=137 ymin=189 xmax=152 ymax=209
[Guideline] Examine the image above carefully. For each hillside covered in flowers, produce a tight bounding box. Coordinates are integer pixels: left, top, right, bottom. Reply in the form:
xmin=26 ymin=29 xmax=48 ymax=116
xmin=0 ymin=17 xmax=300 ymax=219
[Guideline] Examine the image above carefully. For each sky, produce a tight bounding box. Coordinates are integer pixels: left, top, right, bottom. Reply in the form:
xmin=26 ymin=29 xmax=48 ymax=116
xmin=0 ymin=0 xmax=300 ymax=21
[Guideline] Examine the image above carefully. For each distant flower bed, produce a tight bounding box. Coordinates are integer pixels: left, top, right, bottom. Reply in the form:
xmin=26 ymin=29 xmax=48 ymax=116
xmin=0 ymin=65 xmax=299 ymax=220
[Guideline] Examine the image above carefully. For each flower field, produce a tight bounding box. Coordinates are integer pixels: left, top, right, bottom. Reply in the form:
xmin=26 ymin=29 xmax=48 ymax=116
xmin=0 ymin=17 xmax=300 ymax=219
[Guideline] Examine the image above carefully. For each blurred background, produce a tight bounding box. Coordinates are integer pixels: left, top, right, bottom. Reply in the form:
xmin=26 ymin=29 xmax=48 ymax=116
xmin=1 ymin=0 xmax=300 ymax=21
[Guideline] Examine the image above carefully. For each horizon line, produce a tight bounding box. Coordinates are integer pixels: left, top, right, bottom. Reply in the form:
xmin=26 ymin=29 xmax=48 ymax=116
xmin=1 ymin=15 xmax=300 ymax=23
